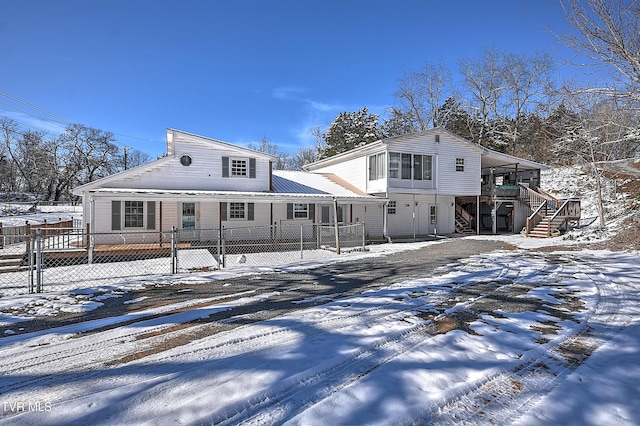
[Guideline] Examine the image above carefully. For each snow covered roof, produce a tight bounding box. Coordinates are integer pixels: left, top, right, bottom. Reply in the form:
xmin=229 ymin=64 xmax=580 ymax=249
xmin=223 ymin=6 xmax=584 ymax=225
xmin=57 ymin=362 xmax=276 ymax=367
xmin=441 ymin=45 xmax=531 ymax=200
xmin=271 ymin=170 xmax=368 ymax=197
xmin=87 ymin=187 xmax=384 ymax=204
xmin=85 ymin=170 xmax=383 ymax=203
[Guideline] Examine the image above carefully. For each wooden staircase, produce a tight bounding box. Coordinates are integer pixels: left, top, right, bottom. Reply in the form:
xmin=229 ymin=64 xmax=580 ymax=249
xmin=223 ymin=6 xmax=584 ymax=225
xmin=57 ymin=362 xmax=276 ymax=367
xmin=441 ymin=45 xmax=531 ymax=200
xmin=455 ymin=204 xmax=475 ymax=235
xmin=522 ymin=187 xmax=581 ymax=238
xmin=527 ymin=214 xmax=565 ymax=238
xmin=0 ymin=253 xmax=25 ymax=274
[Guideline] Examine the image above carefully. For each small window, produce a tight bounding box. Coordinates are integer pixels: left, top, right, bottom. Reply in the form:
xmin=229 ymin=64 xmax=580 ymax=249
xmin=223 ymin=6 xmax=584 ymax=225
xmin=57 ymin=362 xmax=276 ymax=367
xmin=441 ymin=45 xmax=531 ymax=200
xmin=231 ymin=158 xmax=247 ymax=176
xmin=456 ymin=158 xmax=465 ymax=172
xmin=430 ymin=205 xmax=437 ymax=225
xmin=293 ymin=203 xmax=309 ymax=219
xmin=387 ymin=201 xmax=396 ymax=214
xmin=124 ymin=201 xmax=144 ymax=228
xmin=180 ymin=155 xmax=192 ymax=166
xmin=229 ymin=202 xmax=245 ymax=219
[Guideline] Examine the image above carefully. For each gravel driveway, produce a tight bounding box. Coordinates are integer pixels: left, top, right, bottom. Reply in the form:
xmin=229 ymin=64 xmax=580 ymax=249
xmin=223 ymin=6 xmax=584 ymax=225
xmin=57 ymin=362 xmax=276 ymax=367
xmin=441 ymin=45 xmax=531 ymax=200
xmin=7 ymin=238 xmax=516 ymax=336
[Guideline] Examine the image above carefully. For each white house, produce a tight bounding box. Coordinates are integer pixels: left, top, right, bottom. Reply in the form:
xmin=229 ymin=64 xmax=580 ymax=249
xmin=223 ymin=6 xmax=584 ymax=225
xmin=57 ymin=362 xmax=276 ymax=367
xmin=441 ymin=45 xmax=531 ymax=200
xmin=72 ymin=129 xmax=386 ymax=243
xmin=304 ymin=128 xmax=552 ymax=239
xmin=73 ymin=127 xmax=570 ymax=243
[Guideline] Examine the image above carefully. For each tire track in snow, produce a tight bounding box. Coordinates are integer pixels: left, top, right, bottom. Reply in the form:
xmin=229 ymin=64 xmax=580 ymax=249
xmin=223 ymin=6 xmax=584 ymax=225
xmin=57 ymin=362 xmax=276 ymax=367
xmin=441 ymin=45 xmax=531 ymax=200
xmin=422 ymin=253 xmax=634 ymax=425
xmin=188 ymin=258 xmax=525 ymax=425
xmin=0 ymin=258 xmax=509 ymax=421
xmin=0 ymin=291 xmax=273 ymax=394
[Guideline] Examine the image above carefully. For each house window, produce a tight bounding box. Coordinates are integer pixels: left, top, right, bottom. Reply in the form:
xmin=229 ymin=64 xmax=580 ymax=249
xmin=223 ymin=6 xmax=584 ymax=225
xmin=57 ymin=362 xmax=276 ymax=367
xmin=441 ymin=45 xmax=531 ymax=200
xmin=124 ymin=201 xmax=144 ymax=228
xmin=221 ymin=202 xmax=254 ymax=221
xmin=456 ymin=158 xmax=465 ymax=172
xmin=287 ymin=203 xmax=315 ymax=220
xmin=368 ymin=153 xmax=385 ymax=180
xmin=231 ymin=158 xmax=247 ymax=176
xmin=389 ymin=153 xmax=400 ymax=178
xmin=222 ymin=157 xmax=256 ymax=178
xmin=430 ymin=205 xmax=437 ymax=225
xmin=413 ymin=154 xmax=432 ymax=181
xmin=293 ymin=203 xmax=309 ymax=219
xmin=229 ymin=202 xmax=245 ymax=219
xmin=387 ymin=201 xmax=396 ymax=214
xmin=401 ymin=153 xmax=412 ymax=180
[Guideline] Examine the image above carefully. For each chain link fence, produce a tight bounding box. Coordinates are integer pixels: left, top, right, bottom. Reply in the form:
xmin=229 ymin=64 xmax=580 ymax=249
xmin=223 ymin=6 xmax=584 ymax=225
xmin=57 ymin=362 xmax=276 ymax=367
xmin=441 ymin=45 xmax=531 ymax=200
xmin=0 ymin=223 xmax=366 ymax=297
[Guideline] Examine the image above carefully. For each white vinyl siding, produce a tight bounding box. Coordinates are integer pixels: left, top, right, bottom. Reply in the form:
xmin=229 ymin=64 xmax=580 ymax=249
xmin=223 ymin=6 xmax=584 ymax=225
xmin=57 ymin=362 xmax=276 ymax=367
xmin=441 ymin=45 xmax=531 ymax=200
xmin=108 ymin=135 xmax=269 ymax=192
xmin=385 ymin=194 xmax=454 ymax=237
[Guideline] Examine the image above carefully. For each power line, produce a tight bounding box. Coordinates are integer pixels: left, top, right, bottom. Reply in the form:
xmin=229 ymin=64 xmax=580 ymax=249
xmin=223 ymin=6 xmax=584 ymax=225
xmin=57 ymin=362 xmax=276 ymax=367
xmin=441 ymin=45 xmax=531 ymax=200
xmin=0 ymin=90 xmax=162 ymax=154
xmin=0 ymin=90 xmax=73 ymax=125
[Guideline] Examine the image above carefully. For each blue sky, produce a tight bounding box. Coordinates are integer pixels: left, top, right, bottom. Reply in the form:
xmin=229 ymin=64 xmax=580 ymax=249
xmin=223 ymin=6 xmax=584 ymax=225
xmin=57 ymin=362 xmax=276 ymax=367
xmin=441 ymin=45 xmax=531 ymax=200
xmin=1 ymin=0 xmax=572 ymax=158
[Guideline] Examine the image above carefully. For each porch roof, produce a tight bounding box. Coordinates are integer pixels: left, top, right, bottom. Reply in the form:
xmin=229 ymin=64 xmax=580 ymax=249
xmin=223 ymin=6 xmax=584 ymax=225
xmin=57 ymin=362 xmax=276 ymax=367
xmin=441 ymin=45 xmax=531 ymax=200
xmin=480 ymin=149 xmax=548 ymax=175
xmin=87 ymin=188 xmax=386 ymax=205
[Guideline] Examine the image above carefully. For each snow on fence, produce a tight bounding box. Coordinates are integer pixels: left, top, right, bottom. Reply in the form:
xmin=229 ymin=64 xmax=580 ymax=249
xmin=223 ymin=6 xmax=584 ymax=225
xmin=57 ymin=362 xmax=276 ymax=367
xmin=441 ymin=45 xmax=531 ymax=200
xmin=0 ymin=223 xmax=366 ymax=297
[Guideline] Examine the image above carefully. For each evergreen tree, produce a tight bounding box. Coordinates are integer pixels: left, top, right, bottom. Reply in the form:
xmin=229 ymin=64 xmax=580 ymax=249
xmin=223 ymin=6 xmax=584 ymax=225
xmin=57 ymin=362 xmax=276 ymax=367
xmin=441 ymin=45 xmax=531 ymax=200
xmin=319 ymin=107 xmax=383 ymax=159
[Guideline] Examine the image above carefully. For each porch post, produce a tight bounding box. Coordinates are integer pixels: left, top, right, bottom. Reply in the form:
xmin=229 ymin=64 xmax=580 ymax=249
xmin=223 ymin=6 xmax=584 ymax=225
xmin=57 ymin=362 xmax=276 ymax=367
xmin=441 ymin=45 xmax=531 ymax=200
xmin=476 ymin=196 xmax=480 ymax=235
xmin=333 ymin=197 xmax=340 ymax=254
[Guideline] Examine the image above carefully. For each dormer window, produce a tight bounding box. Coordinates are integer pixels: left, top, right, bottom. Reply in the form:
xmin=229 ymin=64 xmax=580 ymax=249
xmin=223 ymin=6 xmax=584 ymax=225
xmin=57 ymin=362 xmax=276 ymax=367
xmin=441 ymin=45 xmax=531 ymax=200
xmin=222 ymin=156 xmax=256 ymax=178
xmin=231 ymin=158 xmax=247 ymax=176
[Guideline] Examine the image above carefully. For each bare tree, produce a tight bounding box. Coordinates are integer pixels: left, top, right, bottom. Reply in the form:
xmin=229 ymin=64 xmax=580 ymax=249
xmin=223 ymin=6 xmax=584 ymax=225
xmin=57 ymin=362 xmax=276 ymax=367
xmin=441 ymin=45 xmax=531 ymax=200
xmin=558 ymin=0 xmax=640 ymax=228
xmin=459 ymin=47 xmax=505 ymax=147
xmin=561 ymin=0 xmax=640 ymax=101
xmin=393 ymin=62 xmax=453 ymax=132
xmin=290 ymin=145 xmax=319 ymax=170
xmin=248 ymin=136 xmax=292 ymax=169
xmin=247 ymin=136 xmax=280 ymax=156
xmin=121 ymin=148 xmax=152 ymax=170
xmin=500 ymin=52 xmax=556 ymax=154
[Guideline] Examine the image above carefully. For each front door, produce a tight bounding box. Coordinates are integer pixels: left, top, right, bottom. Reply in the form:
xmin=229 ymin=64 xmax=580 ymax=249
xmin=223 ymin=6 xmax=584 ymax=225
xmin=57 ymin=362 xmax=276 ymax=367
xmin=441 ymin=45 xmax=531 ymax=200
xmin=181 ymin=202 xmax=198 ymax=240
xmin=321 ymin=205 xmax=330 ymax=224
xmin=320 ymin=204 xmax=344 ymax=224
xmin=182 ymin=202 xmax=196 ymax=229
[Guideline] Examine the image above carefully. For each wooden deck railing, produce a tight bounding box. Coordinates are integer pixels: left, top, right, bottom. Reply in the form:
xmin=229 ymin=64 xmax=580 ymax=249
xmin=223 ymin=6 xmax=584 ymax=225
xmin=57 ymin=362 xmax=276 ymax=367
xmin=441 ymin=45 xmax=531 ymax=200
xmin=525 ymin=202 xmax=548 ymax=235
xmin=519 ymin=185 xmax=557 ymax=210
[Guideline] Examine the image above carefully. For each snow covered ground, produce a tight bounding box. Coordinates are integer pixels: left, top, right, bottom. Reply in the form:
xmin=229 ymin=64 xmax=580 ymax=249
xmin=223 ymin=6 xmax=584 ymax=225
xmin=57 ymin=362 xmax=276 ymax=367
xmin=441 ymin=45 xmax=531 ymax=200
xmin=0 ymin=165 xmax=639 ymax=424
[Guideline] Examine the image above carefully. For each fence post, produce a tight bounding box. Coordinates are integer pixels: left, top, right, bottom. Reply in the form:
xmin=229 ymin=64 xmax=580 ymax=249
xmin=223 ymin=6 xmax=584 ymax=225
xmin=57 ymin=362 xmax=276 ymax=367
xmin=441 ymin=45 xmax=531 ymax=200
xmin=170 ymin=226 xmax=177 ymax=274
xmin=28 ymin=232 xmax=34 ymax=293
xmin=0 ymin=222 xmax=3 ymax=249
xmin=221 ymin=226 xmax=226 ymax=269
xmin=362 ymin=222 xmax=365 ymax=251
xmin=25 ymin=222 xmax=31 ymax=254
xmin=35 ymin=228 xmax=42 ymax=293
xmin=300 ymin=224 xmax=304 ymax=259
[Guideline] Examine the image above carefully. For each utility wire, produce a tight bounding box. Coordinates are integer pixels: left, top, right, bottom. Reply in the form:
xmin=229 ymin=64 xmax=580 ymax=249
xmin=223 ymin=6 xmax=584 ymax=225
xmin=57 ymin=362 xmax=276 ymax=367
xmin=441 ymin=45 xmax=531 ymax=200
xmin=0 ymin=90 xmax=161 ymax=153
xmin=0 ymin=90 xmax=73 ymax=125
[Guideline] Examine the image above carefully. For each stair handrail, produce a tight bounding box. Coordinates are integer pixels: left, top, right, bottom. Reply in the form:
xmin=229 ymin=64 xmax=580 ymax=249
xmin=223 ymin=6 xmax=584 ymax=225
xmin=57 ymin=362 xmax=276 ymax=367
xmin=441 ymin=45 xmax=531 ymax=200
xmin=518 ymin=184 xmax=551 ymax=210
xmin=535 ymin=188 xmax=560 ymax=208
xmin=525 ymin=202 xmax=547 ymax=235
xmin=548 ymin=199 xmax=581 ymax=230
xmin=455 ymin=203 xmax=474 ymax=226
